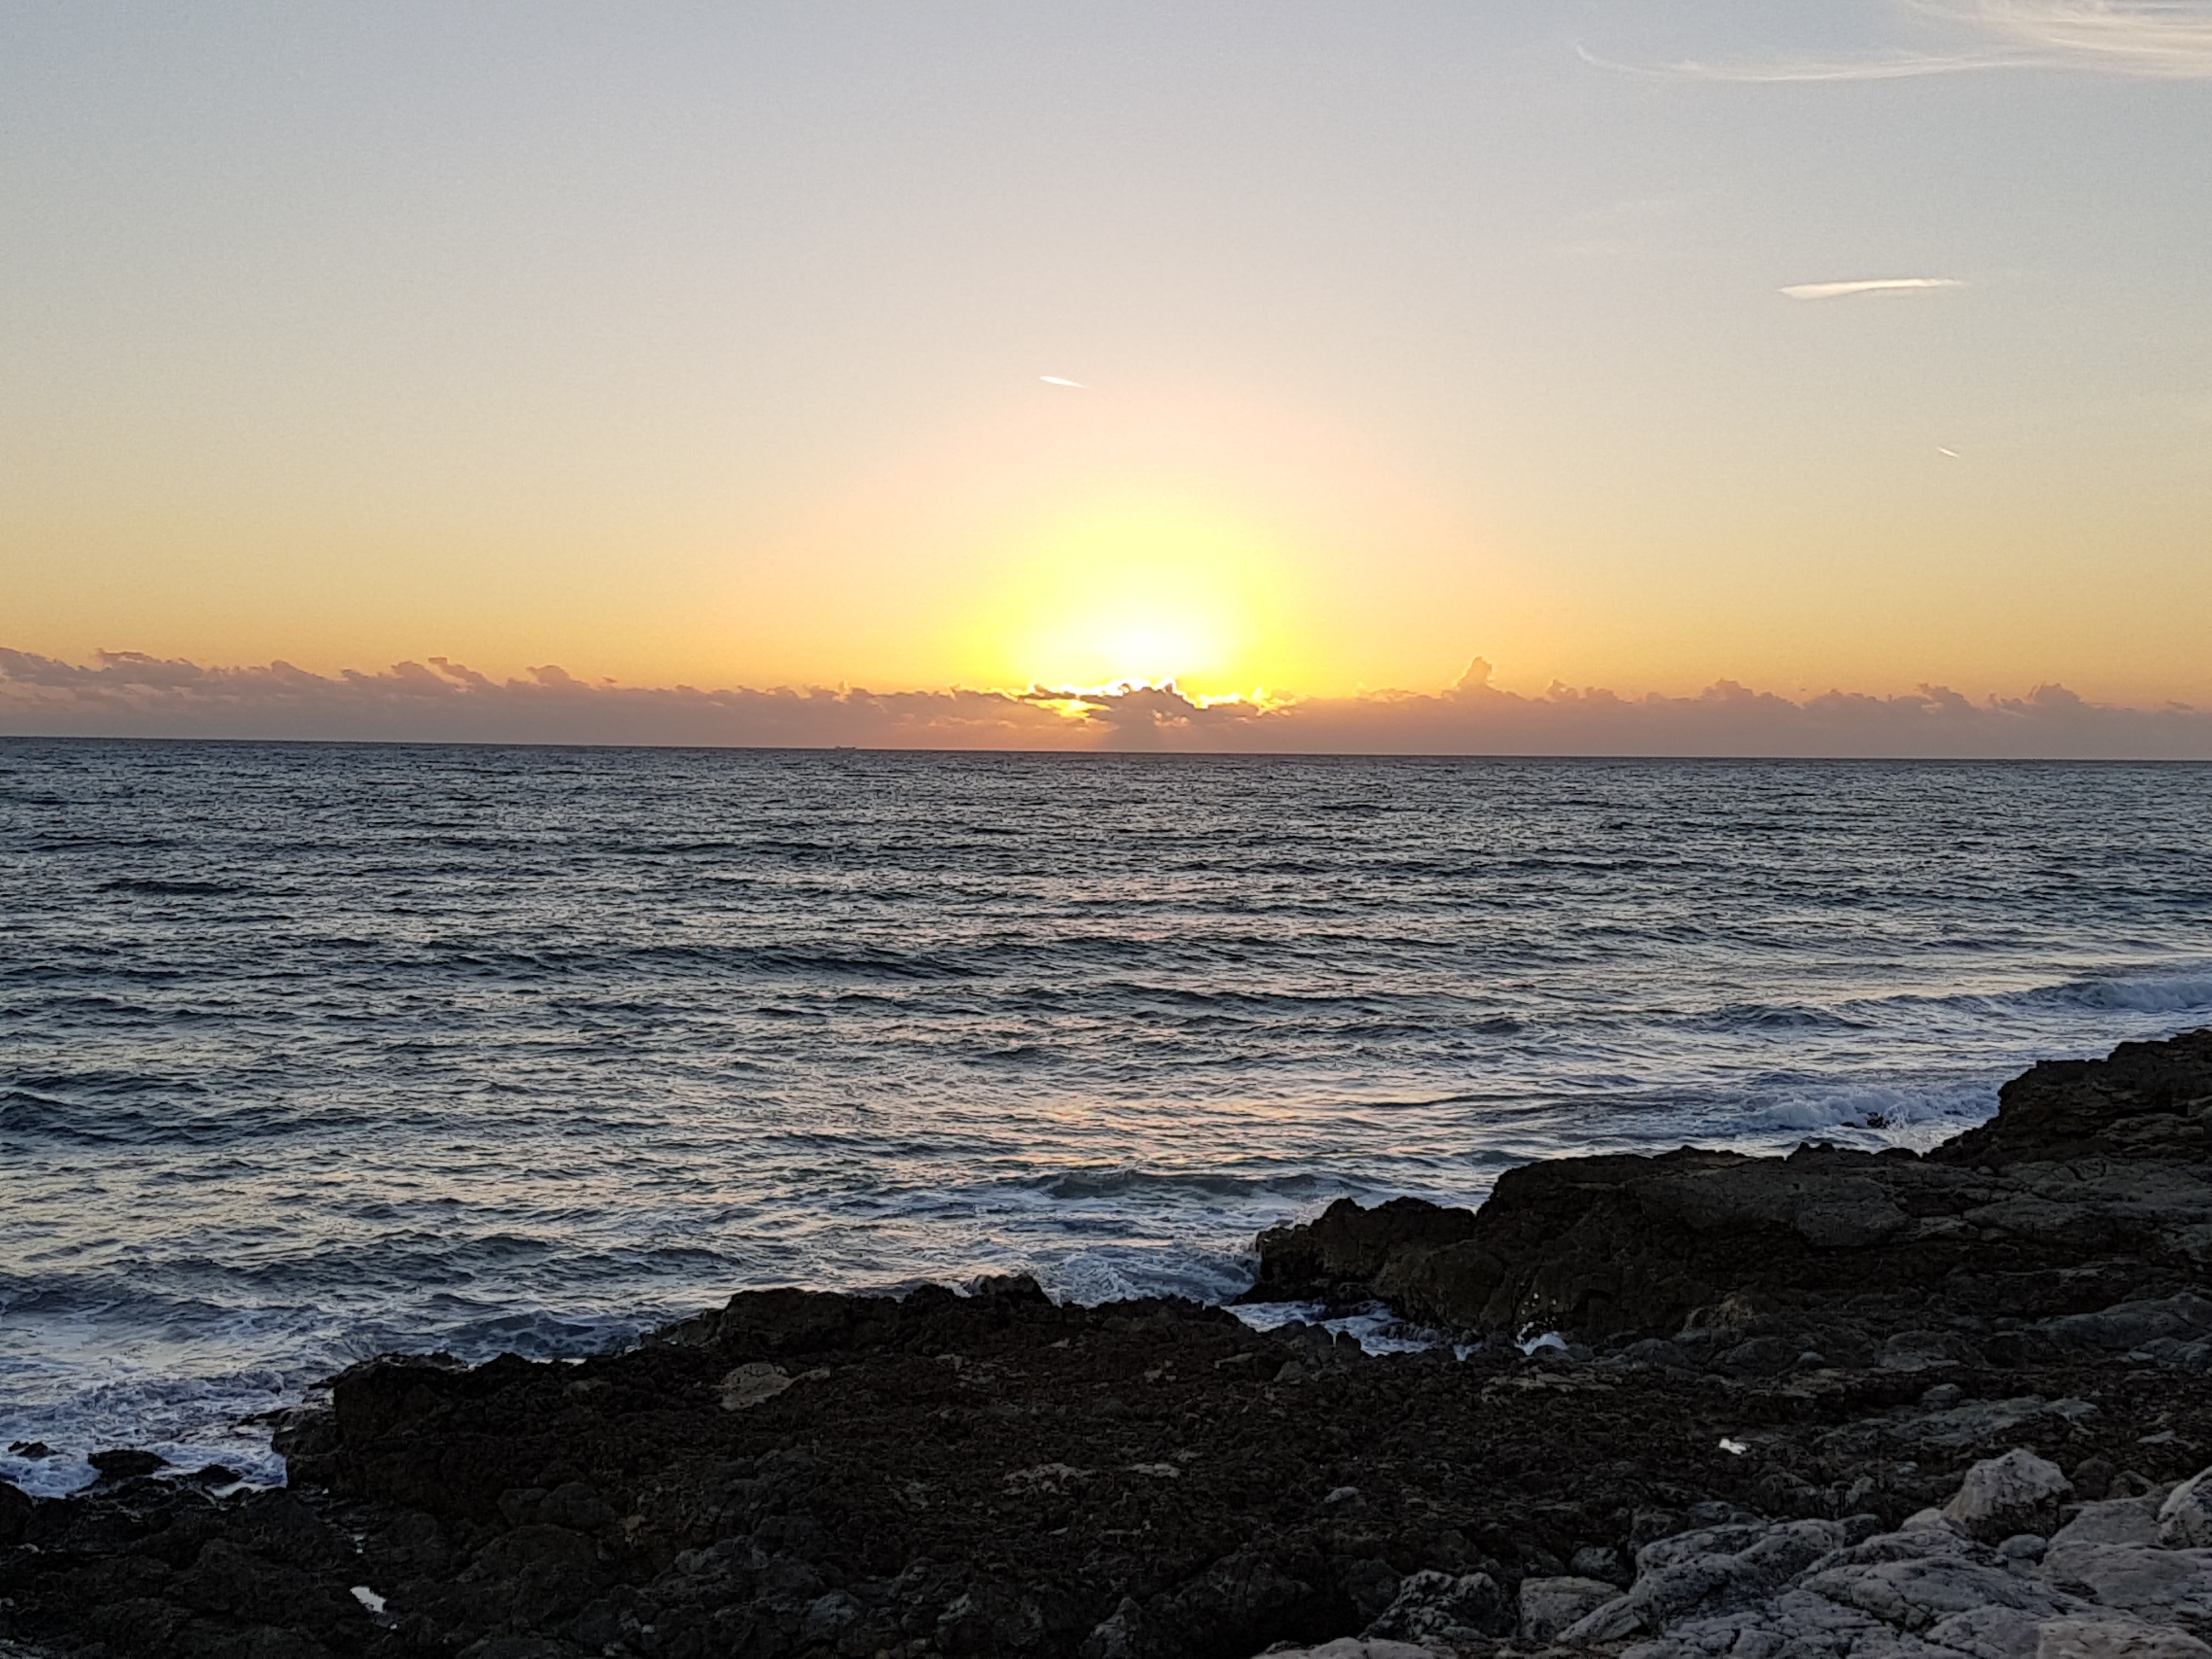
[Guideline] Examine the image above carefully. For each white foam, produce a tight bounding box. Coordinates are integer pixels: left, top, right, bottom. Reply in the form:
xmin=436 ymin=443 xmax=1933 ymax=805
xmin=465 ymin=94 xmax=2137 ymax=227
xmin=0 ymin=1364 xmax=297 ymax=1497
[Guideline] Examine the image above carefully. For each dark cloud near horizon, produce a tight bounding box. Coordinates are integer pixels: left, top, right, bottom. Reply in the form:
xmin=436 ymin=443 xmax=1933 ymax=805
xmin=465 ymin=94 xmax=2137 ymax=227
xmin=3 ymin=648 xmax=2209 ymax=760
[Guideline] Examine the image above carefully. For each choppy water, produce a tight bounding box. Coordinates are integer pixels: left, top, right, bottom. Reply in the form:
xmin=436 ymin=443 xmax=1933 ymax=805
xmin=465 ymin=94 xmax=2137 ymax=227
xmin=6 ymin=739 xmax=2212 ymax=1493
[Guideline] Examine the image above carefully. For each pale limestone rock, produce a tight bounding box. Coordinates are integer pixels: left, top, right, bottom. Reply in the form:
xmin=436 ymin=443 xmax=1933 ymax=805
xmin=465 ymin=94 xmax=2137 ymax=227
xmin=2049 ymin=1496 xmax=2164 ymax=1552
xmin=2036 ymin=1543 xmax=2212 ymax=1630
xmin=1945 ymin=1449 xmax=2074 ymax=1542
xmin=1250 ymin=1641 xmax=1435 ymax=1659
xmin=717 ymin=1361 xmax=792 ymax=1410
xmin=2162 ymin=1467 xmax=2212 ymax=1550
xmin=2034 ymin=1615 xmax=2212 ymax=1657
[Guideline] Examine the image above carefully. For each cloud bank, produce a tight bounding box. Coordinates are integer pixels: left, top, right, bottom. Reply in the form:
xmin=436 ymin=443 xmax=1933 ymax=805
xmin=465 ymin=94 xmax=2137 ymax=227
xmin=5 ymin=648 xmax=2211 ymax=760
xmin=1591 ymin=0 xmax=2212 ymax=82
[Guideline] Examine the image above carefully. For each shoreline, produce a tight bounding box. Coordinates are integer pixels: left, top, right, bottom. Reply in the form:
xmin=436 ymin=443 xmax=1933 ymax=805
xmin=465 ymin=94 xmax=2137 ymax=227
xmin=7 ymin=1030 xmax=2212 ymax=1655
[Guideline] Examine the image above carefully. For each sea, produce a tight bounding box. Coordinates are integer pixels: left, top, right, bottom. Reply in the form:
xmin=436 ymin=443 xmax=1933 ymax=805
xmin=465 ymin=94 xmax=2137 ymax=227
xmin=6 ymin=739 xmax=2212 ymax=1496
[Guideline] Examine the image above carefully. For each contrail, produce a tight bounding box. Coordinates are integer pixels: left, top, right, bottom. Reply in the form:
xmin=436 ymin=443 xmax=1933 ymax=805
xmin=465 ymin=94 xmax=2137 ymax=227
xmin=1040 ymin=376 xmax=1087 ymax=388
xmin=1781 ymin=278 xmax=1966 ymax=300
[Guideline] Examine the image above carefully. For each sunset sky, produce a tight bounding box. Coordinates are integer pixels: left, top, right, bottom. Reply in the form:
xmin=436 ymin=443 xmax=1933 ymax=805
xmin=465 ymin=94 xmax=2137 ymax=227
xmin=5 ymin=2 xmax=2210 ymax=728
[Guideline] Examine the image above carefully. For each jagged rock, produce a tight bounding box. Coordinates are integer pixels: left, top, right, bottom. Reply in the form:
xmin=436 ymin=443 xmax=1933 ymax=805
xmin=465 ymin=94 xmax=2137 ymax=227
xmin=1249 ymin=1197 xmax=1483 ymax=1307
xmin=1613 ymin=1517 xmax=2078 ymax=1656
xmin=1562 ymin=1516 xmax=1882 ymax=1641
xmin=1944 ymin=1449 xmax=2074 ymax=1543
xmin=1249 ymin=1643 xmax=1434 ymax=1659
xmin=1251 ymin=1031 xmax=2212 ymax=1339
xmin=1932 ymin=1032 xmax=2212 ymax=1169
xmin=1516 ymin=1574 xmax=1618 ymax=1641
xmin=1337 ymin=1558 xmax=1401 ymax=1624
xmin=1362 ymin=1569 xmax=1510 ymax=1641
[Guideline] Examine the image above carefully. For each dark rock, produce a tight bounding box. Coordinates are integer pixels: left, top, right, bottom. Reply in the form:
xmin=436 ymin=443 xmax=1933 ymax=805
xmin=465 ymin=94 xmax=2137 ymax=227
xmin=2075 ymin=1455 xmax=2119 ymax=1500
xmin=464 ymin=1523 xmax=610 ymax=1627
xmin=1250 ymin=1029 xmax=2212 ymax=1339
xmin=88 ymin=1447 xmax=168 ymax=1480
xmin=12 ymin=1030 xmax=2212 ymax=1659
xmin=1362 ymin=1568 xmax=1512 ymax=1641
xmin=1930 ymin=1028 xmax=2212 ymax=1168
xmin=1338 ymin=1556 xmax=1402 ymax=1621
xmin=0 ymin=1479 xmax=30 ymax=1546
xmin=1246 ymin=1197 xmax=1482 ymax=1308
xmin=1570 ymin=1543 xmax=1628 ymax=1585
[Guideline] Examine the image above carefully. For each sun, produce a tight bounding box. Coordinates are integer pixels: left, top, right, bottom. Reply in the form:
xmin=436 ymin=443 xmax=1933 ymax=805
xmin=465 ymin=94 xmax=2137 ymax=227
xmin=962 ymin=501 xmax=1289 ymax=692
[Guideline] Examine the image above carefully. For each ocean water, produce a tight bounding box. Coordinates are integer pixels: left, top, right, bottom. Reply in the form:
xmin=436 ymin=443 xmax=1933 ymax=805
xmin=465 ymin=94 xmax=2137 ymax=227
xmin=7 ymin=740 xmax=2212 ymax=1494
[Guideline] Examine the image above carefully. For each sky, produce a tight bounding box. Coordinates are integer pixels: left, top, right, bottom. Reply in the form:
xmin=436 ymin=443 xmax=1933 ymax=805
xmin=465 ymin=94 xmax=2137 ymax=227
xmin=4 ymin=2 xmax=2210 ymax=751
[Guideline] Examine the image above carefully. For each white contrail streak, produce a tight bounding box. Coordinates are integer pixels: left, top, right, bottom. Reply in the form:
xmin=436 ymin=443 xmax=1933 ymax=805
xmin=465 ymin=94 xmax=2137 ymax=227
xmin=1781 ymin=278 xmax=1966 ymax=300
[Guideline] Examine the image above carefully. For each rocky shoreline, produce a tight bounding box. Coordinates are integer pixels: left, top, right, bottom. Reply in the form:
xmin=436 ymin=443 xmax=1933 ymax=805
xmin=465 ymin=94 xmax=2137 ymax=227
xmin=8 ymin=1032 xmax=2212 ymax=1658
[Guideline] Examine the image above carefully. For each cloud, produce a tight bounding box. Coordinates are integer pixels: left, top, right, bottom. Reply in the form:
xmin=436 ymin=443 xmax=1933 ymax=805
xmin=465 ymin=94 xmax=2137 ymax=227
xmin=1574 ymin=42 xmax=2031 ymax=82
xmin=1781 ymin=277 xmax=1966 ymax=299
xmin=1585 ymin=1 xmax=2212 ymax=82
xmin=5 ymin=647 xmax=2212 ymax=760
xmin=1936 ymin=0 xmax=2212 ymax=74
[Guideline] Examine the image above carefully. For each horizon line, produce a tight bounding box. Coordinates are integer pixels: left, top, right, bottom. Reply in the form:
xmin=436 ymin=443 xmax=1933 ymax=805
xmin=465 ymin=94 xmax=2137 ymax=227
xmin=8 ymin=729 xmax=2212 ymax=767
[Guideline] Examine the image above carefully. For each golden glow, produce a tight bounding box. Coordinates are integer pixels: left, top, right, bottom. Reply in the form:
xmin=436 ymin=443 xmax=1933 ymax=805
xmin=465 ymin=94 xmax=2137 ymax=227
xmin=727 ymin=380 xmax=1491 ymax=700
xmin=962 ymin=504 xmax=1284 ymax=691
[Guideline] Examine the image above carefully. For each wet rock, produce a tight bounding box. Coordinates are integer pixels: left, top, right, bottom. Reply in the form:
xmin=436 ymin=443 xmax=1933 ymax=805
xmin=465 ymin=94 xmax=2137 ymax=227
xmin=1246 ymin=1197 xmax=1481 ymax=1308
xmin=1931 ymin=1030 xmax=2212 ymax=1169
xmin=1253 ymin=1030 xmax=2212 ymax=1341
xmin=87 ymin=1448 xmax=167 ymax=1480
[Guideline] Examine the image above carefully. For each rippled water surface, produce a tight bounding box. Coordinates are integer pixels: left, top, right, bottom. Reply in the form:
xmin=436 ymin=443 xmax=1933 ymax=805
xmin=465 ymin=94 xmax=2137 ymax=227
xmin=6 ymin=740 xmax=2212 ymax=1491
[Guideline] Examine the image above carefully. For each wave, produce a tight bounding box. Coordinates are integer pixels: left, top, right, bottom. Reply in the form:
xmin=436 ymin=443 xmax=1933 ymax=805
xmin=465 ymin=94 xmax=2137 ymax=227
xmin=1654 ymin=963 xmax=2212 ymax=1042
xmin=98 ymin=877 xmax=246 ymax=896
xmin=1028 ymin=1167 xmax=1354 ymax=1204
